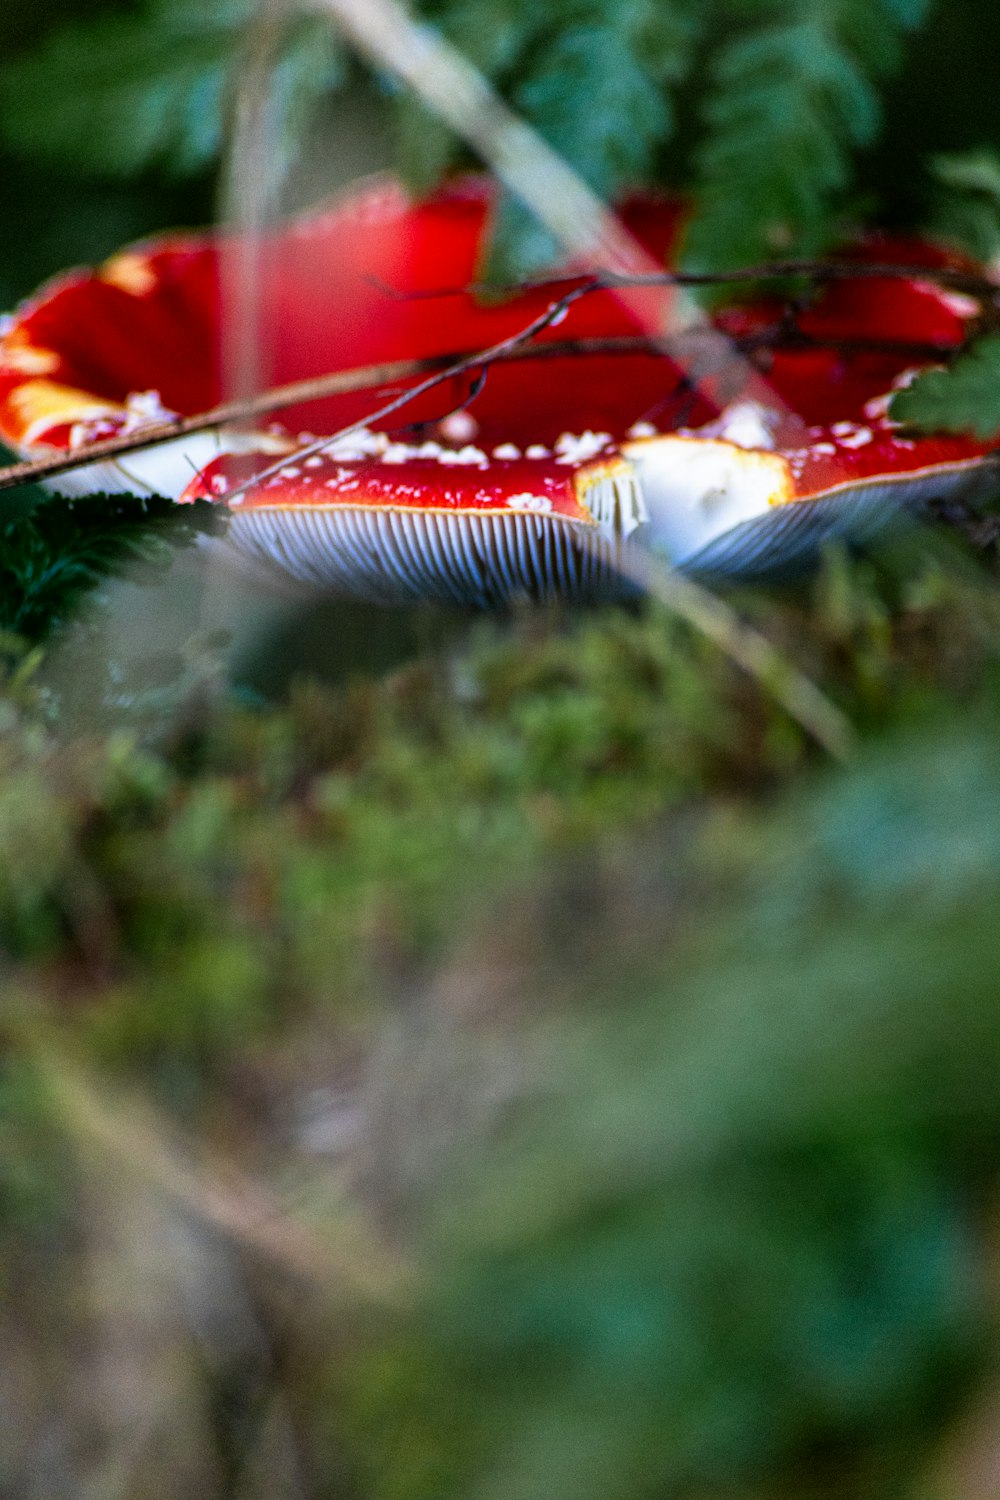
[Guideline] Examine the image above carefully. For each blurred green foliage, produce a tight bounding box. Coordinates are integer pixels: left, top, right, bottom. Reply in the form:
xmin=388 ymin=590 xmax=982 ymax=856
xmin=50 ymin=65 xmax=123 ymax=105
xmin=0 ymin=538 xmax=1000 ymax=1494
xmin=2 ymin=0 xmax=1000 ymax=297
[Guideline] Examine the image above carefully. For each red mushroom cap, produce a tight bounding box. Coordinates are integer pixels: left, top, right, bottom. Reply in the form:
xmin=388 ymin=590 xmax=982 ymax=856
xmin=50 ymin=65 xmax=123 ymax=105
xmin=2 ymin=175 xmax=997 ymax=596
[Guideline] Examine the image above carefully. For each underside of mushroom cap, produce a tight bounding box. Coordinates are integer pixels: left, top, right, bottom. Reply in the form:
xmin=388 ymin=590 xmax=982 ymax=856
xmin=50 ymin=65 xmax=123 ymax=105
xmin=184 ymin=433 xmax=648 ymax=605
xmin=625 ymin=400 xmax=1000 ymax=575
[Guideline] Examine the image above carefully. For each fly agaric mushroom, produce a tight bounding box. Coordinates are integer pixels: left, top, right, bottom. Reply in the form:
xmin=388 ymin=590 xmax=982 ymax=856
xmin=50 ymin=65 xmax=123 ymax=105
xmin=2 ymin=174 xmax=998 ymax=601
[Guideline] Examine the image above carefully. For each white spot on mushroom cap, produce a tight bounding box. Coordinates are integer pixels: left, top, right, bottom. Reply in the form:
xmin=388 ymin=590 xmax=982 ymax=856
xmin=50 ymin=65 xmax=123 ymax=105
xmin=439 ymin=410 xmax=479 ymax=443
xmin=438 ymin=445 xmax=488 ymax=466
xmin=865 ymin=366 xmax=927 ymax=425
xmin=863 ymin=393 xmax=892 ymax=422
xmin=507 ymin=493 xmax=553 ymax=513
xmin=691 ymin=401 xmax=781 ymax=452
xmin=926 ymin=285 xmax=981 ymax=321
xmin=555 ymin=431 xmax=613 ymax=464
xmin=325 ymin=426 xmax=391 ymax=462
xmin=123 ymin=389 xmax=177 ymax=429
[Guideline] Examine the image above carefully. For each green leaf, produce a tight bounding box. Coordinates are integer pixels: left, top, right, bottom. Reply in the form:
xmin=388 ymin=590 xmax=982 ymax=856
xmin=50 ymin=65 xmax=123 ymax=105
xmin=0 ymin=492 xmax=226 ymax=642
xmin=889 ymin=334 xmax=1000 ymax=439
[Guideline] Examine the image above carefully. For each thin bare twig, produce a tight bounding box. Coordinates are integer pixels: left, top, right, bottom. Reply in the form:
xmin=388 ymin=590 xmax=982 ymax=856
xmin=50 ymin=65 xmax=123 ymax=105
xmin=0 ymin=334 xmax=648 ymax=496
xmin=382 ymin=258 xmax=1000 ymax=305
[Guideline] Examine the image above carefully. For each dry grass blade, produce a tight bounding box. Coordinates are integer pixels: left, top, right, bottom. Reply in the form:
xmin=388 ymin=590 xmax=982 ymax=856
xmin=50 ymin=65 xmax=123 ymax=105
xmin=33 ymin=1043 xmax=410 ymax=1307
xmin=296 ymin=0 xmax=788 ymax=408
xmin=620 ymin=546 xmax=856 ymax=761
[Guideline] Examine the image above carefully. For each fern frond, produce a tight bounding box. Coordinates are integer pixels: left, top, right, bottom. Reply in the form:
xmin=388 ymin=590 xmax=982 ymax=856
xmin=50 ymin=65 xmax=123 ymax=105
xmin=0 ymin=493 xmax=224 ymax=642
xmin=486 ymin=0 xmax=703 ymax=280
xmin=683 ymin=0 xmax=933 ymax=275
xmin=395 ymin=0 xmax=703 ymax=281
xmin=889 ymin=334 xmax=1000 ymax=439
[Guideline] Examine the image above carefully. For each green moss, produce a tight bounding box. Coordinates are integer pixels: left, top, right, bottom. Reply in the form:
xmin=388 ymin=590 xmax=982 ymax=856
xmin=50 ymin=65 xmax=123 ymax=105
xmin=0 ymin=544 xmax=999 ymax=1496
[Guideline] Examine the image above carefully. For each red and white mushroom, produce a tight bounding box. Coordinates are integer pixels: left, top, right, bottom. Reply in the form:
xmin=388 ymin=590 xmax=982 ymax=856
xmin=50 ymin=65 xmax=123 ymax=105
xmin=190 ymin=435 xmax=645 ymax=606
xmin=2 ymin=175 xmax=997 ymax=601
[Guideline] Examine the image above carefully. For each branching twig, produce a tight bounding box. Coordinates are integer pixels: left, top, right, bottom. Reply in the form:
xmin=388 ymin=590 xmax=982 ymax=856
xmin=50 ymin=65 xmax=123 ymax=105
xmin=179 ymin=282 xmax=605 ymax=505
xmin=0 ymin=321 xmax=961 ymax=499
xmin=396 ymin=259 xmax=1000 ymax=305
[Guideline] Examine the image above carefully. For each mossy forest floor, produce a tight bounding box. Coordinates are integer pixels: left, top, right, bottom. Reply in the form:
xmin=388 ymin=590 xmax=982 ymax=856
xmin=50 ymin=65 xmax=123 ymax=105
xmin=5 ymin=516 xmax=1000 ymax=1499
